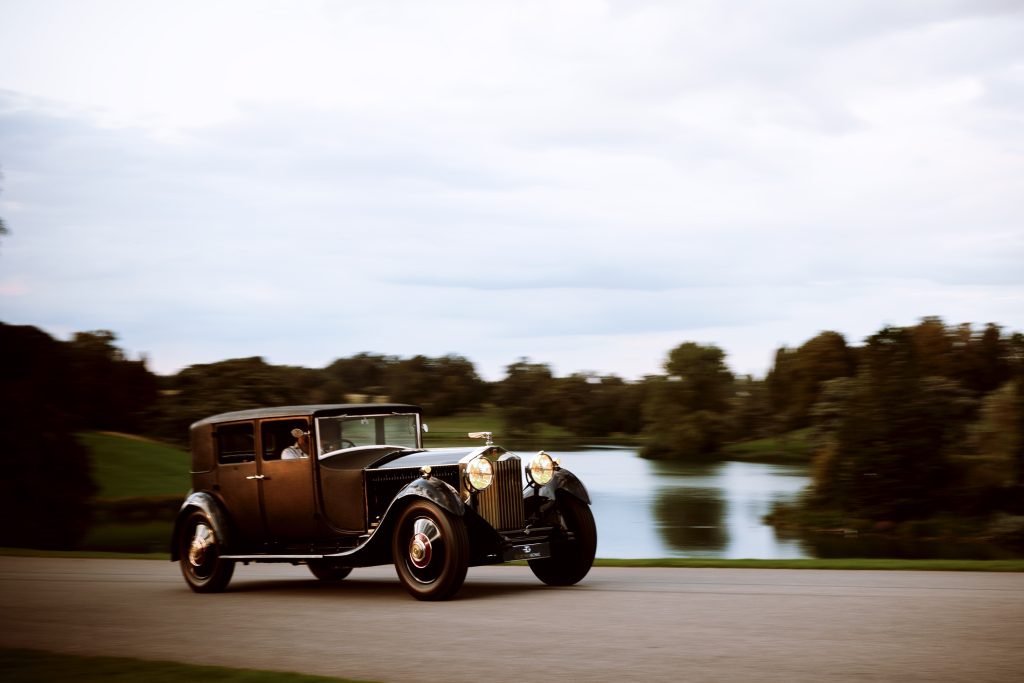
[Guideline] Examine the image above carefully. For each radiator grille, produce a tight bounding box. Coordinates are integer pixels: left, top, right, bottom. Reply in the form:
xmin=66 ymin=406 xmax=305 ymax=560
xmin=475 ymin=457 xmax=525 ymax=531
xmin=365 ymin=465 xmax=459 ymax=522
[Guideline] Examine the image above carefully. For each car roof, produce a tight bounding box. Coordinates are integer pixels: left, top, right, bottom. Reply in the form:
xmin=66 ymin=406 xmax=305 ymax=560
xmin=191 ymin=403 xmax=421 ymax=428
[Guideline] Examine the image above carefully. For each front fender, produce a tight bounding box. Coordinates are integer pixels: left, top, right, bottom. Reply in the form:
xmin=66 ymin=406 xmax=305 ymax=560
xmin=537 ymin=467 xmax=591 ymax=505
xmin=392 ymin=476 xmax=465 ymax=517
xmin=170 ymin=491 xmax=231 ymax=561
xmin=337 ymin=476 xmax=466 ymax=566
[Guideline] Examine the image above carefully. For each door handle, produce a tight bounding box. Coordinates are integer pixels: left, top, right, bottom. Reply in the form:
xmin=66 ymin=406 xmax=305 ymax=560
xmin=245 ymin=474 xmax=266 ymax=480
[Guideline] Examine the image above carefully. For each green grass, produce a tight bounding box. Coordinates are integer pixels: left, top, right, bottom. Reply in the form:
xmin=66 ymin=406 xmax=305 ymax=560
xmin=80 ymin=520 xmax=174 ymax=554
xmin=592 ymin=558 xmax=1024 ymax=571
xmin=721 ymin=429 xmax=815 ymax=462
xmin=3 ymin=547 xmax=1023 ymax=571
xmin=0 ymin=649 xmax=377 ymax=683
xmin=78 ymin=432 xmax=190 ymax=498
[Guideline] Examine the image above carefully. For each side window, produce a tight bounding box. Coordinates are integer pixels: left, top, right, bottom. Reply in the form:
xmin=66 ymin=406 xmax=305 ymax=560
xmin=262 ymin=419 xmax=310 ymax=461
xmin=217 ymin=423 xmax=255 ymax=464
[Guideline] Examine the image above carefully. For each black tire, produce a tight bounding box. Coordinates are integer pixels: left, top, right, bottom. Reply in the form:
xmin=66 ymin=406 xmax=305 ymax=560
xmin=178 ymin=510 xmax=234 ymax=593
xmin=308 ymin=560 xmax=353 ymax=582
xmin=392 ymin=500 xmax=469 ymax=601
xmin=528 ymin=495 xmax=597 ymax=586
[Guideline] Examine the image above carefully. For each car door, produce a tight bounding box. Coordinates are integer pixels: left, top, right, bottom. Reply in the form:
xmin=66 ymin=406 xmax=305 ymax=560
xmin=259 ymin=418 xmax=319 ymax=541
xmin=213 ymin=420 xmax=266 ymax=544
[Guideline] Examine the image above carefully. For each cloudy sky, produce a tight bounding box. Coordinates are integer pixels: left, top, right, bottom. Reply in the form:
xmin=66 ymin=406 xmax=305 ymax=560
xmin=1 ymin=1 xmax=1022 ymax=381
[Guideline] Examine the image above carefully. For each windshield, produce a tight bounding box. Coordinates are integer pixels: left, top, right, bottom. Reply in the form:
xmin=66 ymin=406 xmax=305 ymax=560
xmin=315 ymin=413 xmax=420 ymax=457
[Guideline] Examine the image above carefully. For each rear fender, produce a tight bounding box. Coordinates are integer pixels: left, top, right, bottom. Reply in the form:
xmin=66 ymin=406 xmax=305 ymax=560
xmin=170 ymin=491 xmax=231 ymax=561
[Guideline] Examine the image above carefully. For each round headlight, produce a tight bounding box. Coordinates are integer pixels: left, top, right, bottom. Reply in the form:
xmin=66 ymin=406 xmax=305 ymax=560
xmin=528 ymin=451 xmax=556 ymax=486
xmin=466 ymin=456 xmax=494 ymax=491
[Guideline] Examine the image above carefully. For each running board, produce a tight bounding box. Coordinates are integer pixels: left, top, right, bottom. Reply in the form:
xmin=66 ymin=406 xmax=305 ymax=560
xmin=221 ymin=554 xmax=327 ymax=561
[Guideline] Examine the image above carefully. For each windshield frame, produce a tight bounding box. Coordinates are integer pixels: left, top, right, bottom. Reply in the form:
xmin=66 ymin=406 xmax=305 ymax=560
xmin=314 ymin=411 xmax=422 ymax=458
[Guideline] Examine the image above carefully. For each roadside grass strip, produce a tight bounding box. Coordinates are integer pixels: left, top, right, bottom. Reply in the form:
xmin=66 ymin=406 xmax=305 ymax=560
xmin=592 ymin=558 xmax=1024 ymax=571
xmin=3 ymin=549 xmax=1022 ymax=571
xmin=0 ymin=649 xmax=378 ymax=683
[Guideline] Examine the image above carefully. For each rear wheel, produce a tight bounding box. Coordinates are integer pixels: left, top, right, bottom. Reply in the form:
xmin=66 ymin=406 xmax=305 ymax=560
xmin=528 ymin=495 xmax=596 ymax=586
xmin=308 ymin=560 xmax=352 ymax=582
xmin=178 ymin=510 xmax=234 ymax=593
xmin=392 ymin=500 xmax=468 ymax=601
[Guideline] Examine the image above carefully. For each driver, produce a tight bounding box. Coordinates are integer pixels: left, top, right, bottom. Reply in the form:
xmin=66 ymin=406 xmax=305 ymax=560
xmin=281 ymin=428 xmax=310 ymax=459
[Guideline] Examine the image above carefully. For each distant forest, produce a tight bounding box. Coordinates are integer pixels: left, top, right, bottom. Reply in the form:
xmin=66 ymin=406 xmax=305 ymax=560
xmin=1 ymin=317 xmax=1022 ymax=548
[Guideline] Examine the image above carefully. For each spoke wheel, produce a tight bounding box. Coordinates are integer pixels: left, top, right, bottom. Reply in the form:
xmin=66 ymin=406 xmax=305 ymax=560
xmin=528 ymin=495 xmax=596 ymax=587
xmin=392 ymin=500 xmax=468 ymax=601
xmin=178 ymin=510 xmax=234 ymax=593
xmin=308 ymin=560 xmax=352 ymax=582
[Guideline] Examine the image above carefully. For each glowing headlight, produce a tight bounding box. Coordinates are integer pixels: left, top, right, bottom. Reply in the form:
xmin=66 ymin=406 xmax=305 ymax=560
xmin=466 ymin=456 xmax=494 ymax=491
xmin=527 ymin=451 xmax=556 ymax=486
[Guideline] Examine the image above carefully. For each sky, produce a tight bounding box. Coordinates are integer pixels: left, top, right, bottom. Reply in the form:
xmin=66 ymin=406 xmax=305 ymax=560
xmin=1 ymin=0 xmax=1022 ymax=381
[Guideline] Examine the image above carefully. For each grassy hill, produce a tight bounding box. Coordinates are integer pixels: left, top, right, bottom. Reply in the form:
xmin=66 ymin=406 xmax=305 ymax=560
xmin=76 ymin=432 xmax=189 ymax=553
xmin=78 ymin=432 xmax=191 ymax=498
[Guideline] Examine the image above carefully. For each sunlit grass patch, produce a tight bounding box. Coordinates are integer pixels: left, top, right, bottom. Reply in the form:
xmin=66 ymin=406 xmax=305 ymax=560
xmin=78 ymin=432 xmax=190 ymax=498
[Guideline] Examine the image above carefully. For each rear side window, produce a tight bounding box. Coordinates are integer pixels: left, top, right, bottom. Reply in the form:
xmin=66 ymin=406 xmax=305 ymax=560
xmin=217 ymin=422 xmax=255 ymax=464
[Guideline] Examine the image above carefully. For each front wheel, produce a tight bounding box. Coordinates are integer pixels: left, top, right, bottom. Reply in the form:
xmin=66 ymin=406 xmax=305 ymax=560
xmin=528 ymin=495 xmax=596 ymax=586
xmin=308 ymin=560 xmax=352 ymax=582
xmin=178 ymin=510 xmax=234 ymax=593
xmin=392 ymin=500 xmax=469 ymax=601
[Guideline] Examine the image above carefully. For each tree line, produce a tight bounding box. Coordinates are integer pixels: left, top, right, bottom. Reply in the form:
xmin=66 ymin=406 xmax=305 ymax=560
xmin=2 ymin=316 xmax=1022 ymax=547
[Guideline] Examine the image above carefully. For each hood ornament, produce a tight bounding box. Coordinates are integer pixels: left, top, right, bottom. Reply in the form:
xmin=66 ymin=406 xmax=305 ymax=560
xmin=468 ymin=431 xmax=494 ymax=446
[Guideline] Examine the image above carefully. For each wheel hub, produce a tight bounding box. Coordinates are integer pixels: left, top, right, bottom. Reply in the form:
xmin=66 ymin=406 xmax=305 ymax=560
xmin=188 ymin=523 xmax=214 ymax=567
xmin=409 ymin=531 xmax=432 ymax=569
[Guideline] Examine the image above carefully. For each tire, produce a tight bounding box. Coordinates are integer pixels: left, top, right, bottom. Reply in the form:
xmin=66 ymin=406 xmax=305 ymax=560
xmin=178 ymin=510 xmax=234 ymax=593
xmin=308 ymin=560 xmax=353 ymax=582
xmin=392 ymin=500 xmax=469 ymax=601
xmin=528 ymin=495 xmax=597 ymax=586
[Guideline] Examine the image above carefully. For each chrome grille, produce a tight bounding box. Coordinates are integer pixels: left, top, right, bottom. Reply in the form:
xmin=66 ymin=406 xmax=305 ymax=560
xmin=475 ymin=456 xmax=525 ymax=531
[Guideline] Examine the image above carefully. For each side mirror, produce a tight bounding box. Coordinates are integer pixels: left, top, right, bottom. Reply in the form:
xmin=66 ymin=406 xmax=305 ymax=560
xmin=421 ymin=424 xmax=430 ymax=434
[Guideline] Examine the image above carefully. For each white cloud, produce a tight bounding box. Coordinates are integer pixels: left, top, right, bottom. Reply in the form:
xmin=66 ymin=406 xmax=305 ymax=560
xmin=0 ymin=1 xmax=1022 ymax=380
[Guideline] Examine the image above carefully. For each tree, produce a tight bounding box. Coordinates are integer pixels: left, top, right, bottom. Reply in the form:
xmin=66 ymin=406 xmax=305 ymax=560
xmin=809 ymin=327 xmax=973 ymax=521
xmin=729 ymin=375 xmax=772 ymax=441
xmin=765 ymin=331 xmax=856 ymax=431
xmin=0 ymin=323 xmax=97 ymax=548
xmin=641 ymin=342 xmax=734 ymax=459
xmin=322 ymin=353 xmax=393 ymax=400
xmin=153 ymin=356 xmax=308 ymax=444
xmin=387 ymin=354 xmax=487 ymax=416
xmin=66 ymin=330 xmax=159 ymax=432
xmin=493 ymin=359 xmax=556 ymax=437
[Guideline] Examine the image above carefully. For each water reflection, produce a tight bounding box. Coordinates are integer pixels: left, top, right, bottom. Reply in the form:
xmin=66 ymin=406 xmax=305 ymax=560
xmin=545 ymin=448 xmax=1022 ymax=559
xmin=654 ymin=487 xmax=727 ymax=552
xmin=547 ymin=448 xmax=812 ymax=559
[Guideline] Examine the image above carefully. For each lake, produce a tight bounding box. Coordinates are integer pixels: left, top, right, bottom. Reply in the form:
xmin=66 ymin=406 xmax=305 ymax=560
xmin=547 ymin=448 xmax=811 ymax=559
xmin=544 ymin=447 xmax=1019 ymax=560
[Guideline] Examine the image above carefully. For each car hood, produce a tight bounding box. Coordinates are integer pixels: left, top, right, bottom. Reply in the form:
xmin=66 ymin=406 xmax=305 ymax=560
xmin=371 ymin=447 xmax=481 ymax=470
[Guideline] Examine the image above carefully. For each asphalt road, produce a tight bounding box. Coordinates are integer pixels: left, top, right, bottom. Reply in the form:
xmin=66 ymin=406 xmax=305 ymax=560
xmin=1 ymin=556 xmax=1022 ymax=683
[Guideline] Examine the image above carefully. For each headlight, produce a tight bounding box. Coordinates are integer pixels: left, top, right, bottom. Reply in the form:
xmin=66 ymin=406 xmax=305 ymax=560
xmin=466 ymin=456 xmax=494 ymax=491
xmin=527 ymin=451 xmax=556 ymax=487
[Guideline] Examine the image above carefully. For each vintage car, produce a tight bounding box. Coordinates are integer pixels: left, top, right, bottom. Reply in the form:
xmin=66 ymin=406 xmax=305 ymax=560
xmin=171 ymin=403 xmax=596 ymax=600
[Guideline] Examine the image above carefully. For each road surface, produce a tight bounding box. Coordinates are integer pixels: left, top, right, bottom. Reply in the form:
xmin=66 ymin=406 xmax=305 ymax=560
xmin=1 ymin=556 xmax=1022 ymax=682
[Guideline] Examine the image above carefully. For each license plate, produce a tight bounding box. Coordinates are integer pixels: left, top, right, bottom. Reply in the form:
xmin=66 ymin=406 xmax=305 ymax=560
xmin=508 ymin=542 xmax=550 ymax=561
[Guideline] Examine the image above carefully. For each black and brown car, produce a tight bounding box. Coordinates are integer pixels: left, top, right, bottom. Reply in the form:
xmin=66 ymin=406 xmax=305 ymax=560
xmin=171 ymin=404 xmax=596 ymax=600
